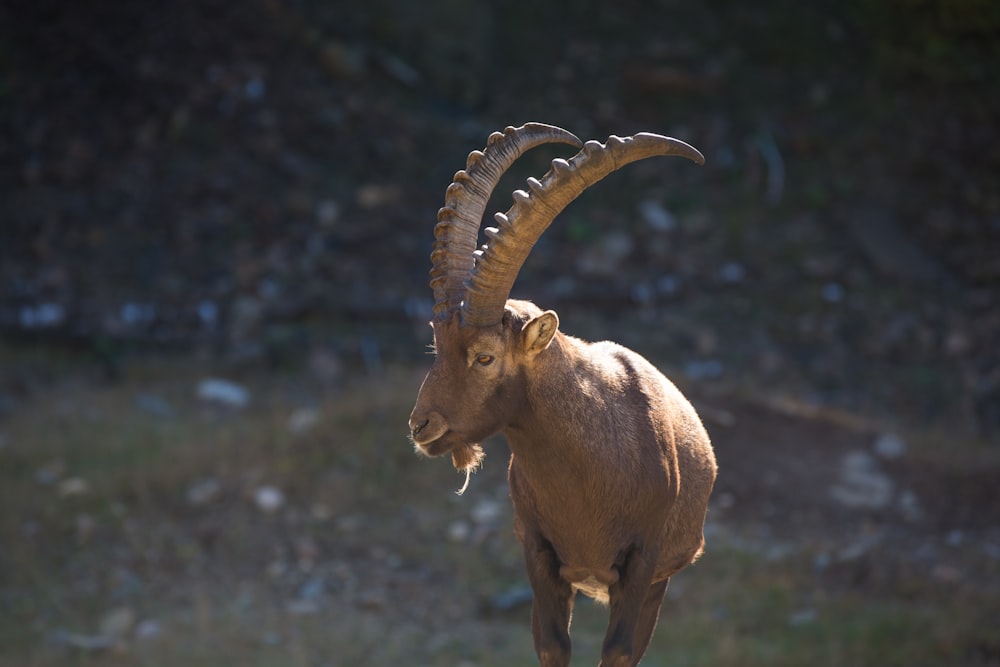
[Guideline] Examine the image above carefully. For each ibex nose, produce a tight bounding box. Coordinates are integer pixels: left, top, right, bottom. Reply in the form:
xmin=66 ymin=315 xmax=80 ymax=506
xmin=408 ymin=411 xmax=448 ymax=446
xmin=409 ymin=416 xmax=429 ymax=439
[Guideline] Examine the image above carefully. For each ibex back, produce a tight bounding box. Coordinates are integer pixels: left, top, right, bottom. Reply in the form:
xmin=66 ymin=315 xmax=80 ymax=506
xmin=409 ymin=123 xmax=717 ymax=667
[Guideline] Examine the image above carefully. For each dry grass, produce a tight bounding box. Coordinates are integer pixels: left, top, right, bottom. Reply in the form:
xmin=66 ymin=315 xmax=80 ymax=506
xmin=1 ymin=343 xmax=997 ymax=666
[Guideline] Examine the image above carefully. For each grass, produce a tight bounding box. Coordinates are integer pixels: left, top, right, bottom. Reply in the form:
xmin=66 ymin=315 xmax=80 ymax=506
xmin=0 ymin=343 xmax=997 ymax=666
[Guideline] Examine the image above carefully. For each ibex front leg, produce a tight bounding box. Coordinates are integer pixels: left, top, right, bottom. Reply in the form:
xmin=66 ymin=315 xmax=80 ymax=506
xmin=600 ymin=546 xmax=661 ymax=667
xmin=522 ymin=532 xmax=574 ymax=667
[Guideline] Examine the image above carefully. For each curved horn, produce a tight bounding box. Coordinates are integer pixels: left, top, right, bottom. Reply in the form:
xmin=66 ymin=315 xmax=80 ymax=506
xmin=462 ymin=133 xmax=704 ymax=327
xmin=430 ymin=123 xmax=582 ymax=320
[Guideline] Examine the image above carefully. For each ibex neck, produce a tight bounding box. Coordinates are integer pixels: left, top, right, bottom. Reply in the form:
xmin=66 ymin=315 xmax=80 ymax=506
xmin=503 ymin=333 xmax=594 ymax=462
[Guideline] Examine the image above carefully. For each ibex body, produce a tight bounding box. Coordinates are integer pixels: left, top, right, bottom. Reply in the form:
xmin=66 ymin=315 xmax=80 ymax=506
xmin=409 ymin=123 xmax=717 ymax=666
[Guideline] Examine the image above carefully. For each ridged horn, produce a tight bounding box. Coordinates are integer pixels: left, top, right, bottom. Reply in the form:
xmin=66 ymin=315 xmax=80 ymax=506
xmin=462 ymin=133 xmax=704 ymax=327
xmin=429 ymin=123 xmax=582 ymax=321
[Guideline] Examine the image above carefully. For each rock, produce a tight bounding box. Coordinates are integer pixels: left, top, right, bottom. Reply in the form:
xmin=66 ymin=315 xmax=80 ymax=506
xmin=637 ymin=199 xmax=676 ymax=232
xmin=357 ymin=184 xmax=401 ymax=209
xmin=576 ymin=232 xmax=635 ymax=276
xmin=470 ymin=498 xmax=503 ymax=526
xmin=448 ymin=520 xmax=470 ymax=542
xmin=75 ymin=514 xmax=97 ymax=543
xmin=288 ymin=407 xmax=319 ymax=435
xmin=298 ymin=576 xmax=325 ymax=602
xmin=829 ymin=450 xmax=893 ymax=510
xmin=684 ymin=359 xmax=725 ymax=381
xmin=99 ymin=606 xmax=136 ymax=641
xmin=19 ymin=302 xmax=65 ymax=329
xmin=186 ymin=478 xmax=222 ymax=506
xmin=846 ymin=207 xmax=956 ymax=286
xmin=58 ymin=477 xmax=89 ymax=497
xmin=134 ymin=619 xmax=163 ymax=641
xmin=36 ymin=461 xmax=65 ymax=485
xmin=319 ymin=40 xmax=366 ymax=79
xmin=308 ymin=347 xmax=343 ymax=384
xmin=873 ymin=432 xmax=907 ymax=460
xmin=489 ymin=585 xmax=533 ymax=612
xmin=718 ymin=261 xmax=746 ymax=284
xmin=196 ymin=378 xmax=250 ymax=408
xmin=821 ymin=282 xmax=845 ymax=303
xmin=134 ymin=393 xmax=175 ymax=418
xmin=787 ymin=608 xmax=818 ymax=626
xmin=897 ymin=490 xmax=924 ymax=522
xmin=51 ymin=631 xmax=115 ymax=651
xmin=315 ymin=199 xmax=341 ymax=228
xmin=254 ymin=485 xmax=285 ymax=513
xmin=229 ymin=295 xmax=263 ymax=340
xmin=286 ymin=599 xmax=321 ymax=615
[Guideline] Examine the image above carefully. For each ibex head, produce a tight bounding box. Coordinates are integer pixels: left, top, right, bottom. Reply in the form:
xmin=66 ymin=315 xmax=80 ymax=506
xmin=408 ymin=123 xmax=704 ymax=486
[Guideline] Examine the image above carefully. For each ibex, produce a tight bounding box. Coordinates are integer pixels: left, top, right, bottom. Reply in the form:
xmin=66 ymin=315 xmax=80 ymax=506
xmin=408 ymin=123 xmax=717 ymax=667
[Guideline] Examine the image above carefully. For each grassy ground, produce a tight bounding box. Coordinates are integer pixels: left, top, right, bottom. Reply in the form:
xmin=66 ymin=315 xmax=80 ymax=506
xmin=1 ymin=342 xmax=997 ymax=666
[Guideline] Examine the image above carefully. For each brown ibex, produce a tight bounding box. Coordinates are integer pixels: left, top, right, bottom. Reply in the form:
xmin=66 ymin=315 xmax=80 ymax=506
xmin=408 ymin=123 xmax=717 ymax=666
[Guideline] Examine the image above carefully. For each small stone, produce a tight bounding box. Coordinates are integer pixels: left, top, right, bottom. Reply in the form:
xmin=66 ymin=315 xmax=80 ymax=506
xmin=197 ymin=300 xmax=219 ymax=328
xmin=358 ymin=590 xmax=386 ymax=610
xmin=873 ymin=432 xmax=907 ymax=460
xmin=186 ymin=478 xmax=222 ymax=506
xmin=99 ymin=606 xmax=136 ymax=640
xmin=134 ymin=393 xmax=175 ymax=418
xmin=36 ymin=462 xmax=64 ymax=485
xmin=943 ymin=328 xmax=972 ymax=357
xmin=470 ymin=499 xmax=503 ymax=525
xmin=718 ymin=261 xmax=746 ymax=284
xmin=357 ymin=184 xmax=401 ymax=209
xmin=254 ymin=485 xmax=285 ymax=513
xmin=576 ymin=232 xmax=635 ymax=276
xmin=286 ymin=599 xmax=321 ymax=615
xmin=134 ymin=619 xmax=163 ymax=640
xmin=787 ymin=608 xmax=818 ymax=626
xmin=315 ymin=200 xmax=340 ymax=228
xmin=448 ymin=520 xmax=470 ymax=542
xmin=684 ymin=359 xmax=725 ymax=381
xmin=932 ymin=563 xmax=962 ymax=583
xmin=829 ymin=451 xmax=893 ymax=509
xmin=298 ymin=577 xmax=326 ymax=601
xmin=229 ymin=295 xmax=263 ymax=339
xmin=489 ymin=585 xmax=534 ymax=612
xmin=655 ymin=274 xmax=681 ymax=297
xmin=75 ymin=514 xmax=97 ymax=543
xmin=319 ymin=40 xmax=366 ymax=79
xmin=196 ymin=378 xmax=250 ymax=408
xmin=310 ymin=503 xmax=333 ymax=521
xmin=822 ymin=282 xmax=845 ymax=303
xmin=637 ymin=199 xmax=676 ymax=232
xmin=19 ymin=302 xmax=65 ymax=328
xmin=288 ymin=407 xmax=319 ymax=435
xmin=897 ymin=490 xmax=924 ymax=522
xmin=58 ymin=477 xmax=89 ymax=497
xmin=244 ymin=76 xmax=266 ymax=100
xmin=309 ymin=347 xmax=343 ymax=384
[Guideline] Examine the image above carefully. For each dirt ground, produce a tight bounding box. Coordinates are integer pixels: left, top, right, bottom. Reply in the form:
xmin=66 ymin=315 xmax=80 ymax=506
xmin=1 ymin=0 xmax=999 ymax=665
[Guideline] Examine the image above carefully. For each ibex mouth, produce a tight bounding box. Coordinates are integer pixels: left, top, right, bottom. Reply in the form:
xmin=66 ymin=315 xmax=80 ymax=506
xmin=415 ymin=432 xmax=455 ymax=457
xmin=412 ymin=429 xmax=484 ymax=473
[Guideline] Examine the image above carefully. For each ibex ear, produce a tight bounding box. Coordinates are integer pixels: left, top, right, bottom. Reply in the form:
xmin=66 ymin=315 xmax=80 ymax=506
xmin=523 ymin=310 xmax=559 ymax=356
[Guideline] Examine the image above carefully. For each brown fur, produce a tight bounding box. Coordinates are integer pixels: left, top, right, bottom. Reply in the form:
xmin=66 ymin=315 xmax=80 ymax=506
xmin=410 ymin=299 xmax=716 ymax=666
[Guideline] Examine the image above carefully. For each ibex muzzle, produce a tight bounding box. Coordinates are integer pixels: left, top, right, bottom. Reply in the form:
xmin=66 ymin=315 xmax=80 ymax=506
xmin=409 ymin=123 xmax=716 ymax=666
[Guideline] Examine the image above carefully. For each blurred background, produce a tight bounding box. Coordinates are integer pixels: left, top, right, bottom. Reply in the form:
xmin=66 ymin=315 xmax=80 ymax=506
xmin=1 ymin=0 xmax=998 ymax=665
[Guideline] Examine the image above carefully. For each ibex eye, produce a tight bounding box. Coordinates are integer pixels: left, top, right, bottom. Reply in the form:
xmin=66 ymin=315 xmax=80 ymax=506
xmin=476 ymin=354 xmax=495 ymax=366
